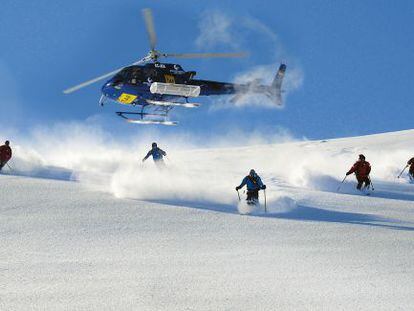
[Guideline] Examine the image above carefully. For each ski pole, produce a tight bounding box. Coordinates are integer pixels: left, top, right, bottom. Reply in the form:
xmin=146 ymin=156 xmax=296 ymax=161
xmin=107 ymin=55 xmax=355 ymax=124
xmin=264 ymin=189 xmax=267 ymax=213
xmin=368 ymin=176 xmax=375 ymax=191
xmin=397 ymin=165 xmax=408 ymax=178
xmin=6 ymin=163 xmax=12 ymax=171
xmin=236 ymin=189 xmax=241 ymax=201
xmin=337 ymin=175 xmax=347 ymax=192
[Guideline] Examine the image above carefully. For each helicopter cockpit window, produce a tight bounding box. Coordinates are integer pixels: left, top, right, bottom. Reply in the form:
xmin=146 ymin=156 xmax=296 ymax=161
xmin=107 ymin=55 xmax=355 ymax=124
xmin=129 ymin=68 xmax=141 ymax=85
xmin=113 ymin=73 xmax=125 ymax=84
xmin=143 ymin=68 xmax=157 ymax=79
xmin=112 ymin=68 xmax=129 ymax=84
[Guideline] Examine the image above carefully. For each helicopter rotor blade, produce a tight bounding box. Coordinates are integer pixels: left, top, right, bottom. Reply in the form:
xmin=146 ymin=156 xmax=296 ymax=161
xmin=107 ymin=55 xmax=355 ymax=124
xmin=63 ymin=57 xmax=148 ymax=94
xmin=162 ymin=52 xmax=248 ymax=59
xmin=142 ymin=8 xmax=157 ymax=51
xmin=63 ymin=68 xmax=124 ymax=94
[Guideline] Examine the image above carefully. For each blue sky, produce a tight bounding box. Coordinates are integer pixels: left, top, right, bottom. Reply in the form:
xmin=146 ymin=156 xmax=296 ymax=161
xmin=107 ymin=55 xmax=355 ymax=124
xmin=1 ymin=0 xmax=414 ymax=142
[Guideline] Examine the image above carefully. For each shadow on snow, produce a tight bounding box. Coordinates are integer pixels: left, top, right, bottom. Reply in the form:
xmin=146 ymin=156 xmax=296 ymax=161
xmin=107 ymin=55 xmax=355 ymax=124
xmin=262 ymin=204 xmax=414 ymax=231
xmin=0 ymin=166 xmax=75 ymax=182
xmin=309 ymin=174 xmax=414 ymax=202
xmin=146 ymin=198 xmax=414 ymax=232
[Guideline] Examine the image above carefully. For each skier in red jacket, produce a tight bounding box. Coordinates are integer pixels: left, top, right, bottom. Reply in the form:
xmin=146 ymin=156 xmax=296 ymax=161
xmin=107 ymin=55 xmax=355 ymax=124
xmin=0 ymin=140 xmax=12 ymax=171
xmin=346 ymin=154 xmax=371 ymax=190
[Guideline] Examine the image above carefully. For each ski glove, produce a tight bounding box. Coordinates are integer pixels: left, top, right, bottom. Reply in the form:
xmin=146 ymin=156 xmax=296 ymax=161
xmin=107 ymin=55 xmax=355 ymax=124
xmin=235 ymin=186 xmax=241 ymax=191
xmin=262 ymin=185 xmax=266 ymax=190
xmin=346 ymin=172 xmax=352 ymax=176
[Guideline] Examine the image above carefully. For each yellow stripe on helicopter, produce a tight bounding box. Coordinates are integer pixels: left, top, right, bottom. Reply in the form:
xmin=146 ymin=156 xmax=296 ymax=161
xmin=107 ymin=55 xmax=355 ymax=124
xmin=118 ymin=93 xmax=137 ymax=104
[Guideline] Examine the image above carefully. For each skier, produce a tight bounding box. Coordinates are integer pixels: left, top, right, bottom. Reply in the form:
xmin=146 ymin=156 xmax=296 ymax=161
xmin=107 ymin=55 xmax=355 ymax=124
xmin=406 ymin=157 xmax=414 ymax=180
xmin=0 ymin=140 xmax=12 ymax=171
xmin=346 ymin=154 xmax=371 ymax=190
xmin=142 ymin=142 xmax=167 ymax=166
xmin=235 ymin=169 xmax=266 ymax=205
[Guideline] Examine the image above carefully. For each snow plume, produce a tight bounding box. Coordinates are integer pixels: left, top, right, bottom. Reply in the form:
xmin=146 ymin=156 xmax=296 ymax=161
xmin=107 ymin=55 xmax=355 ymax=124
xmin=4 ymin=121 xmax=297 ymax=206
xmin=230 ymin=63 xmax=303 ymax=108
xmin=207 ymin=63 xmax=304 ymax=111
xmin=196 ymin=11 xmax=303 ymax=109
xmin=269 ymin=131 xmax=414 ymax=192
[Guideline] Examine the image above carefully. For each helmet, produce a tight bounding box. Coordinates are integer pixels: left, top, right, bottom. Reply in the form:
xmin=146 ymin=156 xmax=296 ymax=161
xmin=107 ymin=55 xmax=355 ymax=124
xmin=249 ymin=169 xmax=256 ymax=176
xmin=152 ymin=142 xmax=157 ymax=148
xmin=359 ymin=154 xmax=365 ymax=160
xmin=5 ymin=140 xmax=9 ymax=146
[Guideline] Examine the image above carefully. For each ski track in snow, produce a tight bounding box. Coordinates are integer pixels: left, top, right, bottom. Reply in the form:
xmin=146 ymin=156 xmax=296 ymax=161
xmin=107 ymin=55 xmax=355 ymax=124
xmin=1 ymin=129 xmax=414 ymax=310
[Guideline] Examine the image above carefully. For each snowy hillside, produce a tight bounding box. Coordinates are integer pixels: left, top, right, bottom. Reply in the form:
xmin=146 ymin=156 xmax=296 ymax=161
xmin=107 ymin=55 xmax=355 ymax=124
xmin=1 ymin=129 xmax=414 ymax=310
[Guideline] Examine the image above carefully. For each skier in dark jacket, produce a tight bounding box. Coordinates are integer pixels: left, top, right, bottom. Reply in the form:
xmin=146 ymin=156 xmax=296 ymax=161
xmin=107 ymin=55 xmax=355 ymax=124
xmin=346 ymin=154 xmax=371 ymax=190
xmin=142 ymin=142 xmax=167 ymax=166
xmin=236 ymin=169 xmax=266 ymax=204
xmin=407 ymin=157 xmax=414 ymax=180
xmin=0 ymin=140 xmax=12 ymax=171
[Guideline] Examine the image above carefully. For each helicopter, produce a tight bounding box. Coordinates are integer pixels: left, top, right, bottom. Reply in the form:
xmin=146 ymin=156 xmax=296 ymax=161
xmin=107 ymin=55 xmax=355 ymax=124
xmin=63 ymin=9 xmax=287 ymax=125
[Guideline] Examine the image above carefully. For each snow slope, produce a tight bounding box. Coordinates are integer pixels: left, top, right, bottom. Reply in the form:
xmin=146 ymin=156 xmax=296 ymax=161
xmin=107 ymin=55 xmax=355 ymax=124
xmin=1 ymin=129 xmax=414 ymax=310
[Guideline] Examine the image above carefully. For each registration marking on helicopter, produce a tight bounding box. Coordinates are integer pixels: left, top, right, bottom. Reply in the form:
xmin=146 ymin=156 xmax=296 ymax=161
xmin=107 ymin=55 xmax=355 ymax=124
xmin=118 ymin=93 xmax=137 ymax=104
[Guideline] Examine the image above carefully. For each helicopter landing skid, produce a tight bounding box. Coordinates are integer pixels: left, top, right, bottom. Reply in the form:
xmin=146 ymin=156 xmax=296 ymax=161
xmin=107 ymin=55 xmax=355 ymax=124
xmin=127 ymin=119 xmax=178 ymax=126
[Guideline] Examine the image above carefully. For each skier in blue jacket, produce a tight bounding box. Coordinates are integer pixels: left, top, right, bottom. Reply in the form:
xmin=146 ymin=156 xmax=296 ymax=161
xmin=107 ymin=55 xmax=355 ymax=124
xmin=236 ymin=169 xmax=266 ymax=204
xmin=142 ymin=142 xmax=167 ymax=166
